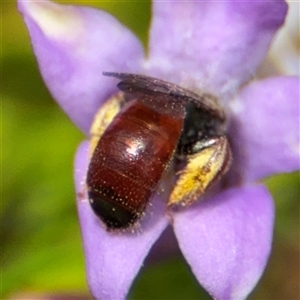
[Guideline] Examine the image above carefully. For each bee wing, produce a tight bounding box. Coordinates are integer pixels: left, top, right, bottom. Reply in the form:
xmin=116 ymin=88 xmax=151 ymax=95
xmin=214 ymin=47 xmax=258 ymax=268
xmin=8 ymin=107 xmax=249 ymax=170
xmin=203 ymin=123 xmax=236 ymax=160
xmin=103 ymin=72 xmax=225 ymax=120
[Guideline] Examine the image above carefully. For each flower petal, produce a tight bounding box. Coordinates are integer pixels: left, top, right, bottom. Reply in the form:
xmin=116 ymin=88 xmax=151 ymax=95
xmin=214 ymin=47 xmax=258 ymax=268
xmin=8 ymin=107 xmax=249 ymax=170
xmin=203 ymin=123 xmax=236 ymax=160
xmin=173 ymin=185 xmax=275 ymax=300
xmin=230 ymin=76 xmax=300 ymax=182
xmin=74 ymin=141 xmax=169 ymax=300
xmin=148 ymin=1 xmax=287 ymax=95
xmin=18 ymin=0 xmax=144 ymax=133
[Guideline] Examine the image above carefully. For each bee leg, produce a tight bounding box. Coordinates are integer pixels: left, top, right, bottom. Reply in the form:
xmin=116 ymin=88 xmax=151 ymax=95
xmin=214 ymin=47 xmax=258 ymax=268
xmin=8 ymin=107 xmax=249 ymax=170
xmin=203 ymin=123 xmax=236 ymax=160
xmin=89 ymin=92 xmax=124 ymax=156
xmin=168 ymin=136 xmax=232 ymax=207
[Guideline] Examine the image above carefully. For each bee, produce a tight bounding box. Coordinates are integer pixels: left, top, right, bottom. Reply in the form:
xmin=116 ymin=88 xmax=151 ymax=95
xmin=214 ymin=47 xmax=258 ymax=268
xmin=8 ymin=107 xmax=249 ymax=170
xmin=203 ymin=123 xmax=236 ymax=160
xmin=86 ymin=72 xmax=232 ymax=230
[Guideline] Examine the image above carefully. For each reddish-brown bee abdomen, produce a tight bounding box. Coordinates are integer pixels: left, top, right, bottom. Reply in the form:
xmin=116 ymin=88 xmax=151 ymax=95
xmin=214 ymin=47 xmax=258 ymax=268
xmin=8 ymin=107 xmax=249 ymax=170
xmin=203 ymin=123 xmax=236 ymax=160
xmin=87 ymin=99 xmax=184 ymax=229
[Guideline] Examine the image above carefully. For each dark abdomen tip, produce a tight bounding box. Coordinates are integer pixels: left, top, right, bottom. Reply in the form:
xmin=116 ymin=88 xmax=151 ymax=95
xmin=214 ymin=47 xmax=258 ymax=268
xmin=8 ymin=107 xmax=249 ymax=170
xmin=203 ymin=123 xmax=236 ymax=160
xmin=88 ymin=191 xmax=139 ymax=230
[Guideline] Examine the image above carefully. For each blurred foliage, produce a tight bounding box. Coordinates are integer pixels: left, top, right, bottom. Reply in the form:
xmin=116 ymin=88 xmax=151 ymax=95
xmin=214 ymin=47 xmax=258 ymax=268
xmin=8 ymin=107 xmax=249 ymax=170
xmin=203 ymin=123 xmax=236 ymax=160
xmin=2 ymin=1 xmax=299 ymax=299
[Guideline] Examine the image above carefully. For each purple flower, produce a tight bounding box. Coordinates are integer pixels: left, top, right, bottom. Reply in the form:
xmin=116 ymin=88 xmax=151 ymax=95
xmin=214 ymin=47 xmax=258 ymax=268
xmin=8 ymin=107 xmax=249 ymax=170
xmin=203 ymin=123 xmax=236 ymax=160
xmin=19 ymin=0 xmax=299 ymax=299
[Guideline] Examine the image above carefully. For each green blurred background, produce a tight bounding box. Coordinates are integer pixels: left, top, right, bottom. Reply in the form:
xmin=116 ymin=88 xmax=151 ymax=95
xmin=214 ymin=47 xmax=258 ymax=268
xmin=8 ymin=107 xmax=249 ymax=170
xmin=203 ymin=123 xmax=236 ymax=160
xmin=2 ymin=1 xmax=299 ymax=299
